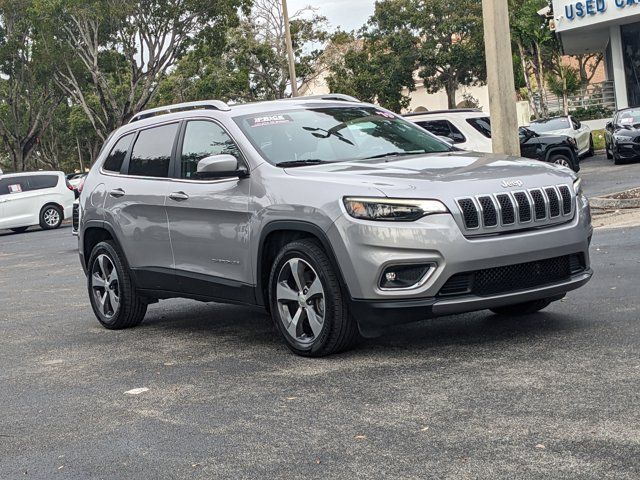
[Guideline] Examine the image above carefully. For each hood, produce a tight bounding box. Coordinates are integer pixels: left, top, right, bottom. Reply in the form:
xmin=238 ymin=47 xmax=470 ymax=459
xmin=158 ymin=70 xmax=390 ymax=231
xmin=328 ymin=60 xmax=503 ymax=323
xmin=284 ymin=150 xmax=575 ymax=199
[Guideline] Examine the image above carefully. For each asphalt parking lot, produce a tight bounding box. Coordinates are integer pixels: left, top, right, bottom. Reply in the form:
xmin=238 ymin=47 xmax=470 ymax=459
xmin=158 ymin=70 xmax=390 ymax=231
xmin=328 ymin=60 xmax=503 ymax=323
xmin=1 ymin=154 xmax=639 ymax=479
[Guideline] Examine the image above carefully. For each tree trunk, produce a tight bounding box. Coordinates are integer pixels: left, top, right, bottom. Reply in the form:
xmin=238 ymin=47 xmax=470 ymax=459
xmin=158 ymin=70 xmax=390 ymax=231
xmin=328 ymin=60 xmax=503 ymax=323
xmin=535 ymin=42 xmax=548 ymax=117
xmin=517 ymin=41 xmax=539 ymax=119
xmin=445 ymin=81 xmax=457 ymax=109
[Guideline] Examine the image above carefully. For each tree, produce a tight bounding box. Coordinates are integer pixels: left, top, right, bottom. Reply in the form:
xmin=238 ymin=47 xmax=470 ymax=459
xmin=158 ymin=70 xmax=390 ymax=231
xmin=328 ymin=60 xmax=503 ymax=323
xmin=0 ymin=0 xmax=63 ymax=172
xmin=510 ymin=0 xmax=558 ymax=118
xmin=369 ymin=0 xmax=486 ymax=109
xmin=39 ymin=0 xmax=245 ymax=142
xmin=325 ymin=31 xmax=416 ymax=112
xmin=156 ymin=0 xmax=328 ymax=104
xmin=575 ymin=52 xmax=604 ymax=85
xmin=547 ymin=60 xmax=580 ymax=115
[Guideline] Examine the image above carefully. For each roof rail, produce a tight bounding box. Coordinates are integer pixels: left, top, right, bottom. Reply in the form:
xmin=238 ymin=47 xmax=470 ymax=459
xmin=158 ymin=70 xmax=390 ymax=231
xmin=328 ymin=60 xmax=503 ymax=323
xmin=402 ymin=108 xmax=482 ymax=117
xmin=129 ymin=100 xmax=231 ymax=123
xmin=292 ymin=94 xmax=361 ymax=103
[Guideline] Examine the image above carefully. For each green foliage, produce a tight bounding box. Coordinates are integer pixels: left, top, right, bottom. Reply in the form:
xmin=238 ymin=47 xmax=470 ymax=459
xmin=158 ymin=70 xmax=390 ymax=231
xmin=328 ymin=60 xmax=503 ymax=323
xmin=546 ymin=65 xmax=581 ymax=99
xmin=328 ymin=0 xmax=486 ymax=111
xmin=326 ymin=31 xmax=415 ymax=112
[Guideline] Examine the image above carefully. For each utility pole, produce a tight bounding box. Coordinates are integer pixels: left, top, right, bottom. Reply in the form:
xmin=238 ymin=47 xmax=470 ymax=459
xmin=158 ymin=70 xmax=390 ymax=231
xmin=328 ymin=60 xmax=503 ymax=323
xmin=282 ymin=0 xmax=298 ymax=97
xmin=482 ymin=0 xmax=520 ymax=155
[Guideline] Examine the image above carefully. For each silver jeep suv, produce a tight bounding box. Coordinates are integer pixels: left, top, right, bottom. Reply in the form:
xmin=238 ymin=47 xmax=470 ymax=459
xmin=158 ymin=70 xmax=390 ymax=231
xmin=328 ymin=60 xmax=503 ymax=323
xmin=77 ymin=95 xmax=593 ymax=356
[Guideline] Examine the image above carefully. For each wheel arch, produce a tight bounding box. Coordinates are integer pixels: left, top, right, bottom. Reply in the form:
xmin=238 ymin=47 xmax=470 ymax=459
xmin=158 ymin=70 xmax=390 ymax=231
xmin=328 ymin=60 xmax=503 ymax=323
xmin=40 ymin=202 xmax=65 ymax=219
xmin=81 ymin=221 xmax=127 ymax=274
xmin=255 ymin=221 xmax=350 ymax=307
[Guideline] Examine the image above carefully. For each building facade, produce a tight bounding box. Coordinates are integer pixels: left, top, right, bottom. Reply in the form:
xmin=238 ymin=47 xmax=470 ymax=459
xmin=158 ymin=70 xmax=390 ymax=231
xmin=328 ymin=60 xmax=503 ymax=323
xmin=553 ymin=0 xmax=640 ymax=109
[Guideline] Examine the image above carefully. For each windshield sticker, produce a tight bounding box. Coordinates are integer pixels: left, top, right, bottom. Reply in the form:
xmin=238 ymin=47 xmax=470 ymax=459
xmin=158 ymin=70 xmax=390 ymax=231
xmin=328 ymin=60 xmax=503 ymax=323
xmin=8 ymin=184 xmax=22 ymax=193
xmin=374 ymin=110 xmax=395 ymax=119
xmin=620 ymin=117 xmax=634 ymax=124
xmin=249 ymin=114 xmax=293 ymax=128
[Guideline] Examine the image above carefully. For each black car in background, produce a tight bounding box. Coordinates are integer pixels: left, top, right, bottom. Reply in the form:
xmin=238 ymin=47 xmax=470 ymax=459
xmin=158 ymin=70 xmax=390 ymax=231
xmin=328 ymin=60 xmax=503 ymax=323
xmin=604 ymin=107 xmax=640 ymax=165
xmin=517 ymin=127 xmax=580 ymax=171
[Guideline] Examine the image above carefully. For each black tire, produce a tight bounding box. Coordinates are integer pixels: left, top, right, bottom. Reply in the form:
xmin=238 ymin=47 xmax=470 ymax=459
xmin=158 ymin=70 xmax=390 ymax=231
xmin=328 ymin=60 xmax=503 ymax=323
xmin=39 ymin=204 xmax=63 ymax=230
xmin=490 ymin=298 xmax=553 ymax=316
xmin=549 ymin=153 xmax=578 ymax=172
xmin=613 ymin=152 xmax=623 ymax=165
xmin=87 ymin=240 xmax=147 ymax=329
xmin=10 ymin=227 xmax=28 ymax=233
xmin=606 ymin=141 xmax=613 ymax=159
xmin=586 ymin=134 xmax=594 ymax=157
xmin=268 ymin=239 xmax=359 ymax=357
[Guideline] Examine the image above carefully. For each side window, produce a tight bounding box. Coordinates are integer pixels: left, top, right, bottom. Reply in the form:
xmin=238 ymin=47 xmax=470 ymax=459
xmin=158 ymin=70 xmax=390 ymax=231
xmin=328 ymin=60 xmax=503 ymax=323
xmin=416 ymin=120 xmax=466 ymax=143
xmin=571 ymin=117 xmax=579 ymax=130
xmin=28 ymin=175 xmax=59 ymax=190
xmin=180 ymin=121 xmax=241 ymax=179
xmin=128 ymin=123 xmax=179 ymax=178
xmin=103 ymin=133 xmax=134 ymax=173
xmin=466 ymin=117 xmax=492 ymax=138
xmin=0 ymin=177 xmax=29 ymax=195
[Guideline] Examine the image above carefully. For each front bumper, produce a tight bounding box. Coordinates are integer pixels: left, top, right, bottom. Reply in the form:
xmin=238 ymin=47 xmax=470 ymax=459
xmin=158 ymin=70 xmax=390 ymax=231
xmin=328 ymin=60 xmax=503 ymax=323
xmin=614 ymin=140 xmax=640 ymax=160
xmin=350 ymin=270 xmax=592 ymax=336
xmin=326 ymin=194 xmax=592 ymax=332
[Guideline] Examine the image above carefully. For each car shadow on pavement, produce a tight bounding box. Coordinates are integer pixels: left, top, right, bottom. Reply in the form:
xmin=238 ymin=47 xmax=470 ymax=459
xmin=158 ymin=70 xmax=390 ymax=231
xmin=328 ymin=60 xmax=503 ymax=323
xmin=139 ymin=300 xmax=584 ymax=357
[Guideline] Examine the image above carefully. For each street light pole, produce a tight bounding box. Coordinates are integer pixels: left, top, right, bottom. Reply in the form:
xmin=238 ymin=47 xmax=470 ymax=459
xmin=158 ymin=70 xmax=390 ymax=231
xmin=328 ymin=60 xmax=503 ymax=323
xmin=282 ymin=0 xmax=298 ymax=97
xmin=482 ymin=0 xmax=520 ymax=156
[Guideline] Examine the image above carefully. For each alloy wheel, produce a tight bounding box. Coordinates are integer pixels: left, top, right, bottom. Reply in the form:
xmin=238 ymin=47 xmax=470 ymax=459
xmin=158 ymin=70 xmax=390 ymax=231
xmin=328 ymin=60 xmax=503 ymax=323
xmin=43 ymin=208 xmax=60 ymax=227
xmin=91 ymin=254 xmax=120 ymax=319
xmin=276 ymin=258 xmax=325 ymax=345
xmin=553 ymin=157 xmax=571 ymax=168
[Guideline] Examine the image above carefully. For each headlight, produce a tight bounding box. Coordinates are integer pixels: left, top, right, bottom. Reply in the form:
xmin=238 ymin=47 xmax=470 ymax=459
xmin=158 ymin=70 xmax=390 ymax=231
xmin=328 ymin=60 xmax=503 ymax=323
xmin=573 ymin=178 xmax=583 ymax=196
xmin=343 ymin=197 xmax=448 ymax=221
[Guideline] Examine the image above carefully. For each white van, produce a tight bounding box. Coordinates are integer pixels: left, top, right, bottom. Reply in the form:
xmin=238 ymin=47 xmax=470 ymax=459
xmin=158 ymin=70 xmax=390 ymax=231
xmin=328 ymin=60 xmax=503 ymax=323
xmin=0 ymin=171 xmax=75 ymax=233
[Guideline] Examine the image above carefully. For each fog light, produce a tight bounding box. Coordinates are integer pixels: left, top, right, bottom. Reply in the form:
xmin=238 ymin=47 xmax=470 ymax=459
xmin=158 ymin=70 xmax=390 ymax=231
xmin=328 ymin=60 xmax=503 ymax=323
xmin=380 ymin=264 xmax=434 ymax=289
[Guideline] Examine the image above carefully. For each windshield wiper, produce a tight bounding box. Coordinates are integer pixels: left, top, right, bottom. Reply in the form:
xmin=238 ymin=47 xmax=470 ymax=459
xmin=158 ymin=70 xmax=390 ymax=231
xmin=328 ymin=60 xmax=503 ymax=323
xmin=276 ymin=159 xmax=332 ymax=168
xmin=302 ymin=126 xmax=355 ymax=146
xmin=363 ymin=150 xmax=427 ymax=160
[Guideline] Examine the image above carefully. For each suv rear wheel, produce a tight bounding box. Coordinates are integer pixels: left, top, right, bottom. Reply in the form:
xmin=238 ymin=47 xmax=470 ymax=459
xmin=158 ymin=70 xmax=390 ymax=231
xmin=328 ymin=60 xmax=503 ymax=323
xmin=268 ymin=239 xmax=359 ymax=357
xmin=490 ymin=298 xmax=553 ymax=316
xmin=88 ymin=241 xmax=147 ymax=329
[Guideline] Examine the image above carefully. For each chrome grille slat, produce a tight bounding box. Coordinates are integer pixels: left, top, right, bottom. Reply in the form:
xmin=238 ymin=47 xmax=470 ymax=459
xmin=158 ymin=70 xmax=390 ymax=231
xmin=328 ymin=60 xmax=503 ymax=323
xmin=455 ymin=184 xmax=574 ymax=237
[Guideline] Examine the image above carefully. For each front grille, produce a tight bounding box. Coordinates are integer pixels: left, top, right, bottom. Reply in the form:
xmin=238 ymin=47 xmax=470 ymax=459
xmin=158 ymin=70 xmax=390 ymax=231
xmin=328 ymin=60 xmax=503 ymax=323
xmin=72 ymin=203 xmax=79 ymax=232
xmin=478 ymin=196 xmax=497 ymax=227
xmin=458 ymin=198 xmax=479 ymax=229
xmin=456 ymin=184 xmax=574 ymax=235
xmin=438 ymin=254 xmax=586 ymax=297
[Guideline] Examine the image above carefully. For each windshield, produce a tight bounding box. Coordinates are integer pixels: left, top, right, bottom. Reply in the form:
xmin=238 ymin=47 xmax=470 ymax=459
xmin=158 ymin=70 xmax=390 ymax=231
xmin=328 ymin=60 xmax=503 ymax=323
xmin=529 ymin=117 xmax=570 ymax=132
xmin=234 ymin=106 xmax=452 ymax=165
xmin=617 ymin=108 xmax=640 ymax=126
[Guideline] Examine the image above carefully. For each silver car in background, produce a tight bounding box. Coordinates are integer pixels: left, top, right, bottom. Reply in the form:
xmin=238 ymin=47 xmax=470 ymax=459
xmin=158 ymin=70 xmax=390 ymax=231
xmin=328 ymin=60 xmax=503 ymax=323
xmin=77 ymin=95 xmax=592 ymax=357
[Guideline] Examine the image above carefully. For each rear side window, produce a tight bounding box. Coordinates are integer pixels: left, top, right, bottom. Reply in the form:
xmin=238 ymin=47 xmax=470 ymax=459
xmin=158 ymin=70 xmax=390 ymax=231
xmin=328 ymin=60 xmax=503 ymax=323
xmin=103 ymin=133 xmax=134 ymax=173
xmin=0 ymin=177 xmax=29 ymax=195
xmin=416 ymin=120 xmax=466 ymax=143
xmin=28 ymin=175 xmax=59 ymax=190
xmin=128 ymin=123 xmax=179 ymax=178
xmin=466 ymin=117 xmax=492 ymax=138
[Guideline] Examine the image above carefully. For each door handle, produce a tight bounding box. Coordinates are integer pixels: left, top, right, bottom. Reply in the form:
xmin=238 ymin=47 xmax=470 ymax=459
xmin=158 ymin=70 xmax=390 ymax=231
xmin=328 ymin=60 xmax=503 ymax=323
xmin=109 ymin=188 xmax=125 ymax=198
xmin=169 ymin=191 xmax=189 ymax=201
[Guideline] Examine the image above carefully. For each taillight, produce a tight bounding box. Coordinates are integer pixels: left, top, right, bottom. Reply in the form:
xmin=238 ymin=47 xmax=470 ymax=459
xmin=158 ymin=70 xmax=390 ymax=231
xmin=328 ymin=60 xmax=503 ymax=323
xmin=78 ymin=178 xmax=85 ymax=193
xmin=66 ymin=180 xmax=74 ymax=190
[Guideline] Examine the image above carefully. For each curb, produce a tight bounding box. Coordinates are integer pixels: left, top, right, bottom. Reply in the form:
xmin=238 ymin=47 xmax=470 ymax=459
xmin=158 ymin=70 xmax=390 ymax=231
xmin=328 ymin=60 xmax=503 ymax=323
xmin=589 ymin=187 xmax=640 ymax=209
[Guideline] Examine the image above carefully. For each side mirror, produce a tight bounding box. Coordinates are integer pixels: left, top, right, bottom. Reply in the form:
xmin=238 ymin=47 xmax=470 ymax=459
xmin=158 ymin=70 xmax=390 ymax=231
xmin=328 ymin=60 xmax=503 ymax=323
xmin=605 ymin=121 xmax=613 ymax=130
xmin=196 ymin=154 xmax=247 ymax=178
xmin=574 ymin=120 xmax=582 ymax=129
xmin=437 ymin=135 xmax=453 ymax=144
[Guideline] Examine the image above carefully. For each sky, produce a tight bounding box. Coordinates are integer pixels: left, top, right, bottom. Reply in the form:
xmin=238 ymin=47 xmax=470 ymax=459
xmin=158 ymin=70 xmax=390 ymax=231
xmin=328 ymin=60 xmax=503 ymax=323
xmin=288 ymin=0 xmax=375 ymax=31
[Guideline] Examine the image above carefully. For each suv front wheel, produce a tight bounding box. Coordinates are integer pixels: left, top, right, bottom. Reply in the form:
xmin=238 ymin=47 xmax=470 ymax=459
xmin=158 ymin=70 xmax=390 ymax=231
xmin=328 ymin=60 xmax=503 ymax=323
xmin=268 ymin=239 xmax=359 ymax=357
xmin=87 ymin=241 xmax=147 ymax=329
